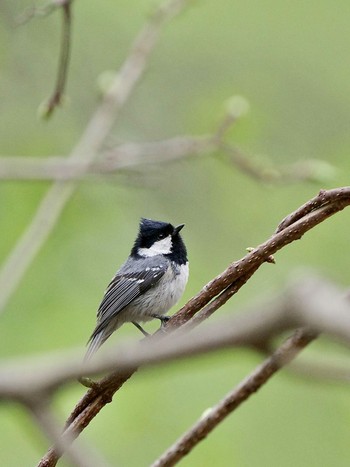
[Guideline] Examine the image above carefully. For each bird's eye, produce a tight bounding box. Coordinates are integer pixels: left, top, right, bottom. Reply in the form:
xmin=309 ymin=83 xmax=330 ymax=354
xmin=158 ymin=233 xmax=166 ymax=240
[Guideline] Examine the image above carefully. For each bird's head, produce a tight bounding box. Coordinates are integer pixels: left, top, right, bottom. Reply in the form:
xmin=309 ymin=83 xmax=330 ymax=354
xmin=131 ymin=218 xmax=187 ymax=262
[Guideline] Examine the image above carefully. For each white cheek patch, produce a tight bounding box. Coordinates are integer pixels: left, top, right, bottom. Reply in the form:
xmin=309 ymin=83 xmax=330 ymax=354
xmin=138 ymin=235 xmax=172 ymax=257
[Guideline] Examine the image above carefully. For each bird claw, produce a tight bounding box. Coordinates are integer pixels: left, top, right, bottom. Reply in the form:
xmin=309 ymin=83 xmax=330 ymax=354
xmin=160 ymin=315 xmax=170 ymax=327
xmin=157 ymin=315 xmax=170 ymax=333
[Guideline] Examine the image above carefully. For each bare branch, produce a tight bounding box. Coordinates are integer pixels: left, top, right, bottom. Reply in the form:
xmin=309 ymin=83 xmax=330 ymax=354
xmin=151 ymin=328 xmax=317 ymax=467
xmin=34 ymin=186 xmax=350 ymax=466
xmin=168 ymin=187 xmax=350 ymax=330
xmin=275 ymin=187 xmax=350 ymax=232
xmin=217 ymin=143 xmax=335 ymax=184
xmin=0 ymin=138 xmax=333 ymax=183
xmin=5 ymin=3 xmax=345 ymax=465
xmin=17 ymin=0 xmax=73 ymax=117
xmin=0 ymin=0 xmax=190 ymax=316
xmin=0 ymin=292 xmax=287 ymax=399
xmin=2 ymin=273 xmax=350 ymax=402
xmin=40 ymin=0 xmax=73 ymax=118
xmin=0 ymin=136 xmax=213 ymax=181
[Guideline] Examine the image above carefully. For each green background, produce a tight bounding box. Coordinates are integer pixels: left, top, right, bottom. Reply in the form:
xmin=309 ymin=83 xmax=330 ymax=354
xmin=1 ymin=0 xmax=350 ymax=465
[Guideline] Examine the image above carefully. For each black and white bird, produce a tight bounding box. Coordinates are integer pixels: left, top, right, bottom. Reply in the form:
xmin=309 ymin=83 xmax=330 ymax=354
xmin=85 ymin=218 xmax=189 ymax=359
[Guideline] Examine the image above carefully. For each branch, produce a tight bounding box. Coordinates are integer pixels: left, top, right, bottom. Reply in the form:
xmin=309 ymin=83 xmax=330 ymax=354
xmin=0 ymin=289 xmax=287 ymax=399
xmin=217 ymin=142 xmax=335 ymax=184
xmin=25 ymin=186 xmax=350 ymax=464
xmin=0 ymin=136 xmax=216 ymax=181
xmin=0 ymin=89 xmax=333 ymax=183
xmin=40 ymin=0 xmax=73 ymax=118
xmin=0 ymin=0 xmax=190 ymax=316
xmin=0 ymin=138 xmax=334 ymax=183
xmin=168 ymin=187 xmax=350 ymax=329
xmin=17 ymin=0 xmax=73 ymax=117
xmin=151 ymin=328 xmax=317 ymax=467
xmin=2 ymin=273 xmax=350 ymax=401
xmin=0 ymin=274 xmax=346 ymax=465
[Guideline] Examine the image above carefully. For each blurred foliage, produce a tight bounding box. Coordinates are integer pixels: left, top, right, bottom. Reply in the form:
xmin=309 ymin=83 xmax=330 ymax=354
xmin=1 ymin=0 xmax=350 ymax=466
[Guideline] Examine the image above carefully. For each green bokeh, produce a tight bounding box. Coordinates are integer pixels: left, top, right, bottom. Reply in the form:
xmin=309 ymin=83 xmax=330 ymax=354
xmin=1 ymin=0 xmax=350 ymax=465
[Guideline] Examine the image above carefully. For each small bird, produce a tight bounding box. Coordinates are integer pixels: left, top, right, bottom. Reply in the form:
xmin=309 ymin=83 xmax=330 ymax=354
xmin=85 ymin=218 xmax=189 ymax=359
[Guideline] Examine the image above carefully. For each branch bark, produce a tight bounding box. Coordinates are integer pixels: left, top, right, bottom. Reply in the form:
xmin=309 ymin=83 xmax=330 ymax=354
xmin=35 ymin=186 xmax=350 ymax=466
xmin=41 ymin=0 xmax=73 ymax=118
xmin=151 ymin=328 xmax=318 ymax=467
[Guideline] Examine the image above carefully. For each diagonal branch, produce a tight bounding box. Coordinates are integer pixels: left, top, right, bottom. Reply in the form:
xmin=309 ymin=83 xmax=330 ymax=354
xmin=168 ymin=186 xmax=350 ymax=329
xmin=151 ymin=328 xmax=318 ymax=467
xmin=36 ymin=186 xmax=350 ymax=466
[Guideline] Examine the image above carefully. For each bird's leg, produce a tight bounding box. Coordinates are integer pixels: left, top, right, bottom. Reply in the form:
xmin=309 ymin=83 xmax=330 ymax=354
xmin=132 ymin=321 xmax=150 ymax=336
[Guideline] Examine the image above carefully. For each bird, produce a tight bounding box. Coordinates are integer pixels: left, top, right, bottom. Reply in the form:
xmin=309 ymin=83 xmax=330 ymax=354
xmin=85 ymin=218 xmax=189 ymax=360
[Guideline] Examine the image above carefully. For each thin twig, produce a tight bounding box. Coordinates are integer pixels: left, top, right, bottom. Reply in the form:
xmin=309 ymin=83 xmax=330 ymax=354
xmin=217 ymin=142 xmax=335 ymax=184
xmin=151 ymin=328 xmax=318 ymax=467
xmin=42 ymin=0 xmax=73 ymax=118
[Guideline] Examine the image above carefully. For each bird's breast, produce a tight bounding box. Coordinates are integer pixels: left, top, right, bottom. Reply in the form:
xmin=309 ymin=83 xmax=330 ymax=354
xmin=129 ymin=261 xmax=189 ymax=320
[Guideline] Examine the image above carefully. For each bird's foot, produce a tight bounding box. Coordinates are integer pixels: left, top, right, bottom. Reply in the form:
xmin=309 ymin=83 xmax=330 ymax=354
xmin=151 ymin=314 xmax=170 ymax=332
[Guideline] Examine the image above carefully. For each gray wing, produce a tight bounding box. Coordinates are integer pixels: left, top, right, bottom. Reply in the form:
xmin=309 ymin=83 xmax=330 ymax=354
xmin=91 ymin=257 xmax=167 ymax=336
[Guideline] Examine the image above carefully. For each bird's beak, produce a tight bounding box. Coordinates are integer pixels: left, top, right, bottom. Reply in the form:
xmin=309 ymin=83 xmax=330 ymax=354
xmin=173 ymin=223 xmax=185 ymax=235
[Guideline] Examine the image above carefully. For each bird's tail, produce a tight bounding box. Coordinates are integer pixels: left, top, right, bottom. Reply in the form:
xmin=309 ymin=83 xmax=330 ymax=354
xmin=84 ymin=331 xmax=106 ymax=362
